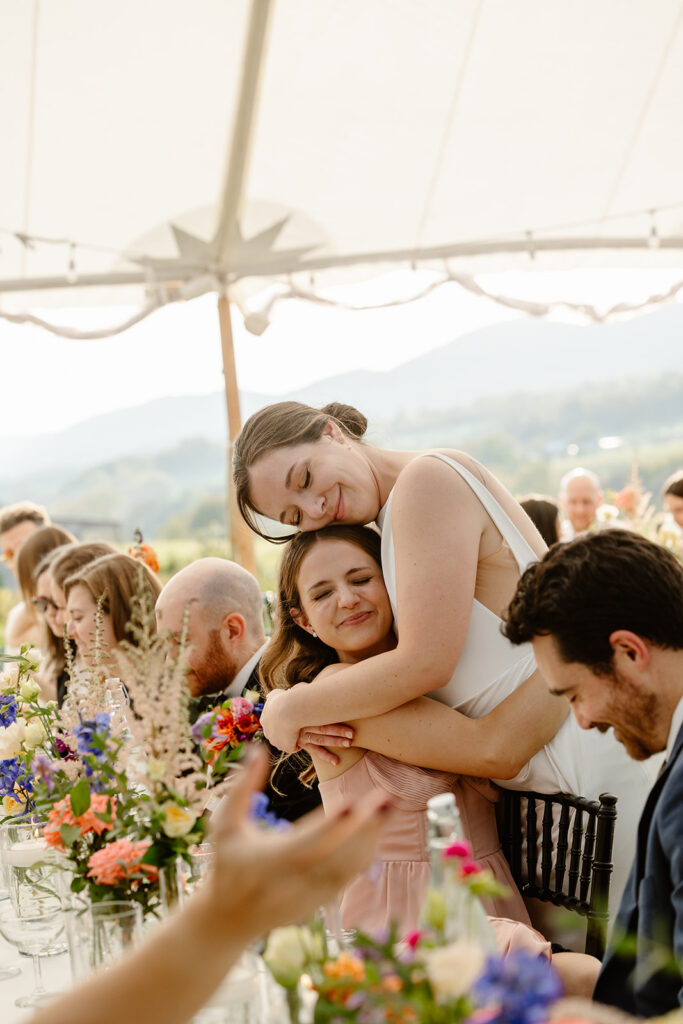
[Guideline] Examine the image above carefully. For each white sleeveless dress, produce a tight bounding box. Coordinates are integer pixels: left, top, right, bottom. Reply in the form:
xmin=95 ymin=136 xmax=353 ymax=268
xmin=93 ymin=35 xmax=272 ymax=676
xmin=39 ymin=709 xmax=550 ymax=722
xmin=377 ymin=453 xmax=657 ymax=914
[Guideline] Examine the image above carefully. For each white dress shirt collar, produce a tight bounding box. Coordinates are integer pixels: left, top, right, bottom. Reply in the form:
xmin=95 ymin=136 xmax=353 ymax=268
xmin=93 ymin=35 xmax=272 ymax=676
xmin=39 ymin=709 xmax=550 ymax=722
xmin=227 ymin=640 xmax=269 ymax=699
xmin=665 ymin=694 xmax=683 ymax=762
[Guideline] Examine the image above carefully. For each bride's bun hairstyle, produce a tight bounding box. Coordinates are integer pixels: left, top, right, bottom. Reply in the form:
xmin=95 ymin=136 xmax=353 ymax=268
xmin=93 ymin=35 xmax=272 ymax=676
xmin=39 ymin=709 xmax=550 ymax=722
xmin=233 ymin=401 xmax=368 ymax=539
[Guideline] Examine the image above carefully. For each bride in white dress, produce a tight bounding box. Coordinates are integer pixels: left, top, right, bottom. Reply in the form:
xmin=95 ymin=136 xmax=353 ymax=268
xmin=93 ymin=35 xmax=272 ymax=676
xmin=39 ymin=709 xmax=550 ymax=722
xmin=234 ymin=400 xmax=657 ymax=912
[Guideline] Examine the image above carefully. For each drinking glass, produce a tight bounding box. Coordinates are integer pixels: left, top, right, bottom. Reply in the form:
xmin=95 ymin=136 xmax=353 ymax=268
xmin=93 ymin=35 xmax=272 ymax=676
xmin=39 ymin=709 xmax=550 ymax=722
xmin=0 ymin=820 xmax=61 ymax=918
xmin=67 ymin=900 xmax=143 ymax=981
xmin=188 ymin=842 xmax=215 ymax=893
xmin=0 ymin=906 xmax=65 ymax=1007
xmin=0 ymin=851 xmax=21 ymax=979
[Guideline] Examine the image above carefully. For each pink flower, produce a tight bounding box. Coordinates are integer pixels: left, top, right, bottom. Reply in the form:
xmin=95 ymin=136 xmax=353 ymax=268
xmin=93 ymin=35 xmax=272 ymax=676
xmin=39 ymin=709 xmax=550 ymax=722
xmin=404 ymin=930 xmax=422 ymax=950
xmin=43 ymin=794 xmax=116 ymax=851
xmin=229 ymin=697 xmax=254 ymax=719
xmin=443 ymin=840 xmax=472 ymax=860
xmin=86 ymin=838 xmax=158 ymax=886
xmin=458 ymin=858 xmax=483 ymax=878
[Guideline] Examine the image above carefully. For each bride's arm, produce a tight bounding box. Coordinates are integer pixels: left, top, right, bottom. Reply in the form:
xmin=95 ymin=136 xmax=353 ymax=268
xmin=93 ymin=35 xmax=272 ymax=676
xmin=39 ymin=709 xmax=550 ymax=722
xmin=345 ymin=674 xmax=570 ymax=779
xmin=261 ymin=457 xmax=501 ymax=752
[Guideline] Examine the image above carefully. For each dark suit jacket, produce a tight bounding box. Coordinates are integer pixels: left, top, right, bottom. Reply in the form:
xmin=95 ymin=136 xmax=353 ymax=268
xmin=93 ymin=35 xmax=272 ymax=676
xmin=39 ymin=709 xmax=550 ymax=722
xmin=190 ymin=663 xmax=322 ymax=823
xmin=594 ymin=720 xmax=683 ymax=1015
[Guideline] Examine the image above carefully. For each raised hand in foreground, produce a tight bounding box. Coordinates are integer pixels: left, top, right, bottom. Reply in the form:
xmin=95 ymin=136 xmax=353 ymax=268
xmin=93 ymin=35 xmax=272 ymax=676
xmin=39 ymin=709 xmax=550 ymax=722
xmin=30 ymin=747 xmax=389 ymax=1024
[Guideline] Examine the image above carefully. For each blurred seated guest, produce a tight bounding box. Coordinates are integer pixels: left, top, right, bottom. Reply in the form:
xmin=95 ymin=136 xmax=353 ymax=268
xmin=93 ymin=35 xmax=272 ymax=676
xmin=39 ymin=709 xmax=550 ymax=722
xmin=15 ymin=525 xmax=76 ymax=698
xmin=49 ymin=541 xmax=116 ymax=644
xmin=27 ymin=748 xmax=389 ymax=1024
xmin=155 ymin=557 xmax=321 ymax=822
xmin=558 ymin=468 xmax=603 ymax=540
xmin=662 ymin=468 xmax=683 ymax=532
xmin=34 ymin=548 xmax=77 ymax=706
xmin=520 ymin=494 xmax=560 ymax=547
xmin=65 ymin=552 xmax=161 ymax=675
xmin=0 ymin=501 xmax=50 ymax=652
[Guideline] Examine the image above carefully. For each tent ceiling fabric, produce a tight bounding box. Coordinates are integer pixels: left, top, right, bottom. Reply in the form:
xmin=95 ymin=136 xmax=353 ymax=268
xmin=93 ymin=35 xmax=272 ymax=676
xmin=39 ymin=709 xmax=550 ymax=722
xmin=2 ymin=0 xmax=683 ymax=317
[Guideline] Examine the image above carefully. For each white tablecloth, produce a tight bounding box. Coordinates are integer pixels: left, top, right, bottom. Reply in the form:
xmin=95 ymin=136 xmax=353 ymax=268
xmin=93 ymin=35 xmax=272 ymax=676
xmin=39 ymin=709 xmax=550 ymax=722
xmin=0 ymin=930 xmax=286 ymax=1024
xmin=0 ymin=933 xmax=71 ymax=1024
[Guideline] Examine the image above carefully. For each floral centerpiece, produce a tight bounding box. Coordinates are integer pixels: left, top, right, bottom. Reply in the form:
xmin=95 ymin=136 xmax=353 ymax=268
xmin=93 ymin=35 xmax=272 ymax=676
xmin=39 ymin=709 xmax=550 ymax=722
xmin=602 ymin=464 xmax=682 ymax=559
xmin=0 ymin=577 xmax=266 ymax=917
xmin=263 ymin=841 xmax=562 ymax=1023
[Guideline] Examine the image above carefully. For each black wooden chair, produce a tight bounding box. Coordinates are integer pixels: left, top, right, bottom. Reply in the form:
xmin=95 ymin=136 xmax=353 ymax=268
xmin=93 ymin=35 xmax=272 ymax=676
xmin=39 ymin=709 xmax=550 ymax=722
xmin=498 ymin=790 xmax=617 ymax=958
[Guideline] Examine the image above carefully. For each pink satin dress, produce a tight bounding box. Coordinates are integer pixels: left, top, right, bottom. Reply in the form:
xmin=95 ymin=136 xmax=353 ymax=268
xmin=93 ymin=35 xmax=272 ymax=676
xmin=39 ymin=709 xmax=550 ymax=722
xmin=318 ymin=751 xmax=550 ymax=959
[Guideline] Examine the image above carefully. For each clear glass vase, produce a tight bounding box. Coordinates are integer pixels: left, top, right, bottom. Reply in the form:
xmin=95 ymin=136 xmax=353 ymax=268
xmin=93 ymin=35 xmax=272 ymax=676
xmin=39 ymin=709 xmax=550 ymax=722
xmin=0 ymin=820 xmax=61 ymax=919
xmin=66 ymin=899 xmax=143 ymax=980
xmin=158 ymin=858 xmax=185 ymax=914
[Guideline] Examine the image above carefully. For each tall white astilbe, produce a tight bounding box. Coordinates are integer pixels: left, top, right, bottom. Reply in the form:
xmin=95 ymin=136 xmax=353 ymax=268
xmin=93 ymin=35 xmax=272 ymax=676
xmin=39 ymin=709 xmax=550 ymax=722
xmin=58 ymin=598 xmax=127 ymax=744
xmin=114 ymin=574 xmax=206 ymax=805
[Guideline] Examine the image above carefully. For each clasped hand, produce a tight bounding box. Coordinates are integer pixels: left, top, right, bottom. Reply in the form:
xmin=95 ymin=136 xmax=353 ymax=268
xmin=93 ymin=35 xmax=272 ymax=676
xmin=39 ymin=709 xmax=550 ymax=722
xmin=260 ymin=686 xmax=355 ymax=765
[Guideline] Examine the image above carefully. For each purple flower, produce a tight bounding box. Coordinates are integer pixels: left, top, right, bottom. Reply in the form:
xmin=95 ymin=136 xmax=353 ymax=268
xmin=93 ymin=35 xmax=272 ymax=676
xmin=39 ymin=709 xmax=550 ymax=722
xmin=30 ymin=751 xmax=57 ymax=794
xmin=191 ymin=711 xmax=217 ymax=743
xmin=249 ymin=792 xmax=291 ymax=832
xmin=472 ymin=950 xmax=563 ymax=1024
xmin=0 ymin=695 xmax=18 ymax=728
xmin=54 ymin=736 xmax=76 ymax=761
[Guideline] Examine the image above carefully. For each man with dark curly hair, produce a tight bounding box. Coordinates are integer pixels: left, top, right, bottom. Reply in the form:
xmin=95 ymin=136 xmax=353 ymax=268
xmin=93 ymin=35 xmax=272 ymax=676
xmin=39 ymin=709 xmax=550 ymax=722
xmin=503 ymin=529 xmax=683 ymax=1015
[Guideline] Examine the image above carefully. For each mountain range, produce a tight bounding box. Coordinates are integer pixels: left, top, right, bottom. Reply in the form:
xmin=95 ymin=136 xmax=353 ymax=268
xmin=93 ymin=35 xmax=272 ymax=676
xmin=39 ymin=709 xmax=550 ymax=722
xmin=2 ymin=302 xmax=682 ymax=537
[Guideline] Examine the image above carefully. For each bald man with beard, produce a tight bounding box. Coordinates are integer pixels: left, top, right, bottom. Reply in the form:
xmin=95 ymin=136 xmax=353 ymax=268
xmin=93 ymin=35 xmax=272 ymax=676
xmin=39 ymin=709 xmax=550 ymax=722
xmin=155 ymin=557 xmax=321 ymax=822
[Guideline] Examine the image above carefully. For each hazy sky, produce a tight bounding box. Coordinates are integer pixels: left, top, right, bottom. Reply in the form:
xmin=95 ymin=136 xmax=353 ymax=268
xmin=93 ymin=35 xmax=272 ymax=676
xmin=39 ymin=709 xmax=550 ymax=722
xmin=4 ymin=266 xmax=682 ymax=438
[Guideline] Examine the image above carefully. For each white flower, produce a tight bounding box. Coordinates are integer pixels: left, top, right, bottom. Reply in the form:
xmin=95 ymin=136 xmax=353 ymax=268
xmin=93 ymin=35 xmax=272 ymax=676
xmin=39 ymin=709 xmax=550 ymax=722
xmin=23 ymin=648 xmax=42 ymax=672
xmin=0 ymin=663 xmax=20 ymax=690
xmin=425 ymin=939 xmax=486 ymax=1001
xmin=1 ymin=795 xmax=23 ymax=816
xmin=0 ymin=719 xmax=27 ymax=759
xmin=160 ymin=801 xmax=198 ymax=838
xmin=596 ymin=503 xmax=620 ymax=524
xmin=146 ymin=758 xmax=166 ymax=782
xmin=263 ymin=926 xmax=319 ymax=988
xmin=19 ymin=678 xmax=41 ymax=701
xmin=23 ymin=719 xmax=47 ymax=749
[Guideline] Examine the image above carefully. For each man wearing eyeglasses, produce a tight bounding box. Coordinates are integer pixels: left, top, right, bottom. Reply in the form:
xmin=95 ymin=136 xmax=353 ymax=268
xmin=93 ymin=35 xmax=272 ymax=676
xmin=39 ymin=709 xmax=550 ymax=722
xmin=0 ymin=501 xmax=50 ymax=652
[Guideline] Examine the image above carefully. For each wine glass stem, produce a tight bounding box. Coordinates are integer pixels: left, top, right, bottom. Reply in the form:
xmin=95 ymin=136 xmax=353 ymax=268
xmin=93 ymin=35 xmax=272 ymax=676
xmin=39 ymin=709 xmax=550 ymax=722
xmin=31 ymin=953 xmax=46 ymax=995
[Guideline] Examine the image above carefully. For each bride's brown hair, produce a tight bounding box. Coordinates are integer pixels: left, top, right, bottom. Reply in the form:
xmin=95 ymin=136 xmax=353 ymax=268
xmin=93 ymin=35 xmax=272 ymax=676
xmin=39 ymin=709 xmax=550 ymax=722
xmin=233 ymin=401 xmax=368 ymax=541
xmin=260 ymin=524 xmax=383 ymax=786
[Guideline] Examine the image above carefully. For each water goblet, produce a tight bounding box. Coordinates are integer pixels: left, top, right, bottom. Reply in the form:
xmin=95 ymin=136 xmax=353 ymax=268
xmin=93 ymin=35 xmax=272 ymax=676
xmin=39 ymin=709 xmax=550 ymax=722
xmin=0 ymin=852 xmax=21 ymax=980
xmin=0 ymin=905 xmax=65 ymax=1007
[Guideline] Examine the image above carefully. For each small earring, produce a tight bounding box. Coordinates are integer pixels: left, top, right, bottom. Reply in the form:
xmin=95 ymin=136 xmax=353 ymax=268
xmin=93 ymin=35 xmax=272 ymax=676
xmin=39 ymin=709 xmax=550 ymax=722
xmin=310 ymin=630 xmax=317 ymax=638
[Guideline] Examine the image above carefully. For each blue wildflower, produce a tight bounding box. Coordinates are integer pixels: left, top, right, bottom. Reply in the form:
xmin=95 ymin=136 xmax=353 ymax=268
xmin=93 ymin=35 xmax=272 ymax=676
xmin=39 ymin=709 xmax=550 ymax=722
xmin=0 ymin=695 xmax=18 ymax=727
xmin=0 ymin=758 xmax=22 ymax=797
xmin=472 ymin=950 xmax=564 ymax=1024
xmin=249 ymin=792 xmax=291 ymax=832
xmin=73 ymin=713 xmax=112 ymax=760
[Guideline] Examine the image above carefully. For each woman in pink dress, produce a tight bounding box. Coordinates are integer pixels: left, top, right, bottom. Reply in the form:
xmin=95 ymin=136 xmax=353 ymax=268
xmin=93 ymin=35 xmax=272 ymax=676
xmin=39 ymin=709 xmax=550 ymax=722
xmin=260 ymin=525 xmax=599 ymax=994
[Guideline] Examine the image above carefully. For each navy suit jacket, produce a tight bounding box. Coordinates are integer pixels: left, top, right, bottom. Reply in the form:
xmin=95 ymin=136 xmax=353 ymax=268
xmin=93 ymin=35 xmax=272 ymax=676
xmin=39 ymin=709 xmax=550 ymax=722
xmin=190 ymin=663 xmax=322 ymax=824
xmin=594 ymin=720 xmax=683 ymax=1015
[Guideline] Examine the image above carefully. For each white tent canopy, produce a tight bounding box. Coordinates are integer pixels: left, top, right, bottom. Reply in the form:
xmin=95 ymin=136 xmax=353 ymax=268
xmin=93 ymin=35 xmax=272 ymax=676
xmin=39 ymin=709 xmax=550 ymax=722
xmin=2 ymin=0 xmax=683 ymax=330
